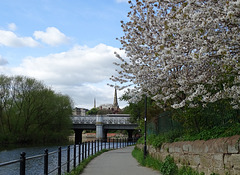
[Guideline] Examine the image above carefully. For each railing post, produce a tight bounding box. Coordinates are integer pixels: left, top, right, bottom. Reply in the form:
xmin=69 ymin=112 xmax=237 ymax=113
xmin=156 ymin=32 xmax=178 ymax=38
xmin=44 ymin=149 xmax=48 ymax=175
xmin=82 ymin=143 xmax=84 ymax=161
xmin=78 ymin=143 xmax=81 ymax=164
xmin=120 ymin=138 xmax=121 ymax=148
xmin=98 ymin=139 xmax=99 ymax=152
xmin=74 ymin=144 xmax=76 ymax=168
xmin=101 ymin=139 xmax=103 ymax=151
xmin=116 ymin=138 xmax=118 ymax=149
xmin=58 ymin=147 xmax=61 ymax=175
xmin=94 ymin=140 xmax=97 ymax=154
xmin=109 ymin=138 xmax=111 ymax=149
xmin=20 ymin=152 xmax=26 ymax=175
xmin=113 ymin=138 xmax=115 ymax=149
xmin=67 ymin=145 xmax=70 ymax=173
xmin=91 ymin=141 xmax=93 ymax=155
xmin=88 ymin=142 xmax=90 ymax=157
xmin=85 ymin=142 xmax=87 ymax=159
xmin=104 ymin=138 xmax=106 ymax=149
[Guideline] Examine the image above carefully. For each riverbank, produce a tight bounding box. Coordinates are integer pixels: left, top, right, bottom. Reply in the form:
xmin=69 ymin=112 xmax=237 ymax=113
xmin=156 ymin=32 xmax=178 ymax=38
xmin=69 ymin=133 xmax=127 ymax=142
xmin=0 ymin=140 xmax=74 ymax=152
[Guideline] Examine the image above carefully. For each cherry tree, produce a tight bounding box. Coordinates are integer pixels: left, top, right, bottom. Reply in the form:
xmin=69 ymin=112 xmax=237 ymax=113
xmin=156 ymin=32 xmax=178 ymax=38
xmin=112 ymin=0 xmax=240 ymax=109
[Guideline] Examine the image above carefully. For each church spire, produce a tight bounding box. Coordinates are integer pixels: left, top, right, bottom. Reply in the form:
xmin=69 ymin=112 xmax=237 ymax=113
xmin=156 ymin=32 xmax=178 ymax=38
xmin=94 ymin=98 xmax=96 ymax=108
xmin=113 ymin=86 xmax=119 ymax=108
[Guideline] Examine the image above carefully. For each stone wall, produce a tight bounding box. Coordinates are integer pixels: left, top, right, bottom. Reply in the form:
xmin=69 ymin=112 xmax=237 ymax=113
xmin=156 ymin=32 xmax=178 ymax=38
xmin=137 ymin=135 xmax=240 ymax=175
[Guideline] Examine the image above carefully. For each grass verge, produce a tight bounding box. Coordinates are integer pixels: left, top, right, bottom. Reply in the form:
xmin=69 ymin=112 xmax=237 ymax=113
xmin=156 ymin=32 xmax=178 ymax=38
xmin=65 ymin=149 xmax=109 ymax=175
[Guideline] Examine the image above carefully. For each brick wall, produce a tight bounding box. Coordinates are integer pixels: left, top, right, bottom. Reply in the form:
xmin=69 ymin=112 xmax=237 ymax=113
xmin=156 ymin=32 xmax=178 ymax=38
xmin=137 ymin=135 xmax=240 ymax=175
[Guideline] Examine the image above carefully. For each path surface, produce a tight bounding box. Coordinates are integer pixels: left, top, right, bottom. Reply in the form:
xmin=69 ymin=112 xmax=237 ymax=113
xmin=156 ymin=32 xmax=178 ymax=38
xmin=81 ymin=146 xmax=161 ymax=175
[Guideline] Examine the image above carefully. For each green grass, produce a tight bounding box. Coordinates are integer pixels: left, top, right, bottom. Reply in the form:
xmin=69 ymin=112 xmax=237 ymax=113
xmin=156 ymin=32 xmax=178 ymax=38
xmin=65 ymin=149 xmax=109 ymax=175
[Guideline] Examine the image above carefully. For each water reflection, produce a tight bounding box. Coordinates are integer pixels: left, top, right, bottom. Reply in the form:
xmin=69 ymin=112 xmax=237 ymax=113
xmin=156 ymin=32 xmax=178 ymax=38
xmin=0 ymin=135 xmax=129 ymax=175
xmin=0 ymin=145 xmax=72 ymax=175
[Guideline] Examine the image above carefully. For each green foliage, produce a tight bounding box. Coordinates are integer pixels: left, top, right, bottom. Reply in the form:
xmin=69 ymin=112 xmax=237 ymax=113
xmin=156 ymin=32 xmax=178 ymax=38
xmin=65 ymin=149 xmax=108 ymax=175
xmin=86 ymin=108 xmax=99 ymax=115
xmin=121 ymin=94 xmax=163 ymax=123
xmin=172 ymin=99 xmax=239 ymax=135
xmin=97 ymin=108 xmax=114 ymax=115
xmin=147 ymin=134 xmax=166 ymax=148
xmin=160 ymin=156 xmax=178 ymax=175
xmin=132 ymin=146 xmax=146 ymax=166
xmin=138 ymin=122 xmax=240 ymax=147
xmin=0 ymin=75 xmax=73 ymax=145
xmin=179 ymin=122 xmax=240 ymax=141
xmin=138 ymin=131 xmax=184 ymax=148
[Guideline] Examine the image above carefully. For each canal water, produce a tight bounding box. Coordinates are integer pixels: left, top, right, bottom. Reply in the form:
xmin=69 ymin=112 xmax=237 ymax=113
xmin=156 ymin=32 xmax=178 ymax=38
xmin=0 ymin=140 xmax=128 ymax=175
xmin=0 ymin=145 xmax=70 ymax=175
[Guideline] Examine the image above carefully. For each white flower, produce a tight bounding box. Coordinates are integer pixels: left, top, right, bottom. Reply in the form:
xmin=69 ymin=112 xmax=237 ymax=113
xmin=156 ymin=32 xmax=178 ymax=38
xmin=112 ymin=0 xmax=240 ymax=109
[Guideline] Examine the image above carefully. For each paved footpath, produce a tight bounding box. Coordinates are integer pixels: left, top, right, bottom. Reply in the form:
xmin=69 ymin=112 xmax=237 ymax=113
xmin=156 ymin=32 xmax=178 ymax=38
xmin=80 ymin=146 xmax=161 ymax=175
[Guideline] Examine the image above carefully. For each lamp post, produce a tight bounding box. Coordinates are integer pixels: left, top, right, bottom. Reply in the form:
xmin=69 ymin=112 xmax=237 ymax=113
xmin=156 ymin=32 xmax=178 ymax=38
xmin=144 ymin=95 xmax=147 ymax=159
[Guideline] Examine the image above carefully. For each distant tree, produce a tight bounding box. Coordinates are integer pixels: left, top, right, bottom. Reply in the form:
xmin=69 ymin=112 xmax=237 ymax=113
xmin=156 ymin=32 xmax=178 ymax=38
xmin=97 ymin=108 xmax=113 ymax=115
xmin=112 ymin=0 xmax=240 ymax=110
xmin=0 ymin=75 xmax=73 ymax=144
xmin=86 ymin=108 xmax=99 ymax=115
xmin=121 ymin=94 xmax=162 ymax=123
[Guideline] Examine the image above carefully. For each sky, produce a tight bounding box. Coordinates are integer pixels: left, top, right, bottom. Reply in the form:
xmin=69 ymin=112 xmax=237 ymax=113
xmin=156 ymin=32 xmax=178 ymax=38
xmin=0 ymin=0 xmax=130 ymax=109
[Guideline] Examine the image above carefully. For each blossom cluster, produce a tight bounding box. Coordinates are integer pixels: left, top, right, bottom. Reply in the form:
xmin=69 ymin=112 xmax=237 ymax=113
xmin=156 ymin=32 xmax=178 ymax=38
xmin=112 ymin=0 xmax=240 ymax=109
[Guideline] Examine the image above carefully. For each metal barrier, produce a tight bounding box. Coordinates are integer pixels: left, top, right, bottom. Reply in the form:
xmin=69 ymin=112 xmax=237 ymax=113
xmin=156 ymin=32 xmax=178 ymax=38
xmin=0 ymin=138 xmax=137 ymax=175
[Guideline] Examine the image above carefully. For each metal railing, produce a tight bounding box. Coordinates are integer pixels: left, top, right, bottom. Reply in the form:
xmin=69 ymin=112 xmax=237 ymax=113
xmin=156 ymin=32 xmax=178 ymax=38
xmin=0 ymin=138 xmax=137 ymax=175
xmin=71 ymin=115 xmax=134 ymax=125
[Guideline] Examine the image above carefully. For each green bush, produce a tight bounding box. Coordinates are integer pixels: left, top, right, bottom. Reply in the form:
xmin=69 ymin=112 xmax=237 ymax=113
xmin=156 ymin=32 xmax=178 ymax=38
xmin=160 ymin=155 xmax=178 ymax=175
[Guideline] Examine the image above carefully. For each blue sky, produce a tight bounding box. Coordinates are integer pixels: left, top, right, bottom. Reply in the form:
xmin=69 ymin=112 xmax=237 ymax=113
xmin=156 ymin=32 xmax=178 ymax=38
xmin=0 ymin=0 xmax=130 ymax=109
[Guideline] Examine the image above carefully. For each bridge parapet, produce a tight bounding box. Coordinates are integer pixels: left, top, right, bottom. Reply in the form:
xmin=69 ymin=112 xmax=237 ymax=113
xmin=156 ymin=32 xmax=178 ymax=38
xmin=71 ymin=114 xmax=134 ymax=125
xmin=72 ymin=116 xmax=96 ymax=124
xmin=71 ymin=114 xmax=138 ymax=143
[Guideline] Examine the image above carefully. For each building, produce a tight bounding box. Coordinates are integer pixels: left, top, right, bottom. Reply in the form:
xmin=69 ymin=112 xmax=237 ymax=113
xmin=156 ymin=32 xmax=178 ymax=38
xmin=72 ymin=107 xmax=89 ymax=116
xmin=73 ymin=87 xmax=121 ymax=115
xmin=98 ymin=86 xmax=121 ymax=114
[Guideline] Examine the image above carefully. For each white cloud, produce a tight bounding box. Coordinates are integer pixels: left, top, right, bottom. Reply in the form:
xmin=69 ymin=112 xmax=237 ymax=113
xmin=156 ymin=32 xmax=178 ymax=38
xmin=53 ymin=83 xmax=127 ymax=109
xmin=0 ymin=30 xmax=39 ymax=47
xmin=33 ymin=27 xmax=70 ymax=46
xmin=11 ymin=43 xmax=123 ymax=85
xmin=6 ymin=43 xmax=127 ymax=108
xmin=0 ymin=55 xmax=8 ymax=65
xmin=8 ymin=23 xmax=17 ymax=31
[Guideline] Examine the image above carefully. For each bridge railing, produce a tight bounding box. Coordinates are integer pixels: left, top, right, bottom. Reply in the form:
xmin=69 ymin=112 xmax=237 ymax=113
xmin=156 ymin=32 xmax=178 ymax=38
xmin=0 ymin=138 xmax=138 ymax=175
xmin=72 ymin=116 xmax=97 ymax=124
xmin=71 ymin=115 xmax=134 ymax=125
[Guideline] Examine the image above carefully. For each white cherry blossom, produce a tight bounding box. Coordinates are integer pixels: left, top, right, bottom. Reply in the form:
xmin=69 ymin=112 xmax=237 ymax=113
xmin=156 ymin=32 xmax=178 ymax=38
xmin=112 ymin=0 xmax=240 ymax=109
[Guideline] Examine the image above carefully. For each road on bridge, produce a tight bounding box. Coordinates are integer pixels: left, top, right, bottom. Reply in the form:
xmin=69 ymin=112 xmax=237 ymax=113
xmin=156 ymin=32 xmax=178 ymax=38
xmin=81 ymin=146 xmax=161 ymax=175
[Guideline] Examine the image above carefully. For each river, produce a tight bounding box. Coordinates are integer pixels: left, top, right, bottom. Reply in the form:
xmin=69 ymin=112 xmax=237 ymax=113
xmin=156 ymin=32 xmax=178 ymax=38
xmin=0 ymin=137 xmax=130 ymax=175
xmin=0 ymin=144 xmax=72 ymax=175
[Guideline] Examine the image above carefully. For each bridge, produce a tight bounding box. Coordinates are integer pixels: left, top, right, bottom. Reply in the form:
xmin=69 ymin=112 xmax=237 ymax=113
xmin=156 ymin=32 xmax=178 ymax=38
xmin=71 ymin=114 xmax=138 ymax=144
